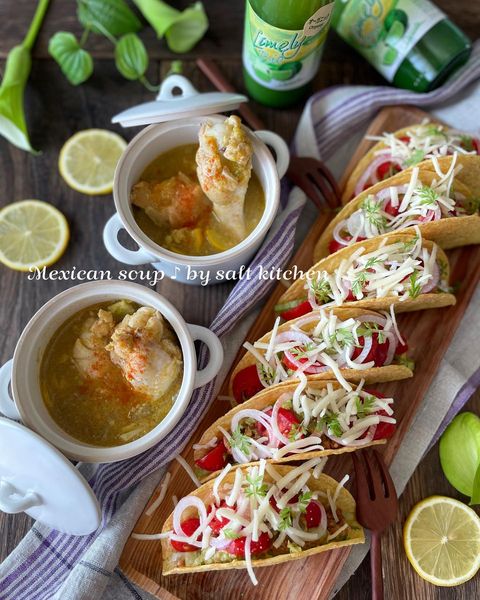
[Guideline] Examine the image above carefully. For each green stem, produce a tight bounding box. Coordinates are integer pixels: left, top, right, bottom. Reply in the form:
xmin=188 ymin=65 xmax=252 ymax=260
xmin=140 ymin=75 xmax=160 ymax=92
xmin=23 ymin=0 xmax=51 ymax=51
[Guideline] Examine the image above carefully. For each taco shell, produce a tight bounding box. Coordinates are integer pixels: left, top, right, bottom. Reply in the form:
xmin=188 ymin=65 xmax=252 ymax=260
xmin=195 ymin=379 xmax=385 ymax=483
xmin=341 ymin=123 xmax=444 ymax=204
xmin=229 ymin=307 xmax=413 ymax=396
xmin=316 ymin=155 xmax=480 ymax=262
xmin=161 ymin=465 xmax=365 ymax=575
xmin=278 ymin=231 xmax=456 ymax=313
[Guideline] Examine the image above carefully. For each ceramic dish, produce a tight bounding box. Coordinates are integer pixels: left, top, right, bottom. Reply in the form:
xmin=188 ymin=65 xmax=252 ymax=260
xmin=0 ymin=281 xmax=223 ymax=463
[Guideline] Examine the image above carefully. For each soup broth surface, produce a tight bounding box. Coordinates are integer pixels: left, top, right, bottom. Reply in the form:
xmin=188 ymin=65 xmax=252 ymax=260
xmin=132 ymin=144 xmax=265 ymax=256
xmin=40 ymin=300 xmax=182 ymax=447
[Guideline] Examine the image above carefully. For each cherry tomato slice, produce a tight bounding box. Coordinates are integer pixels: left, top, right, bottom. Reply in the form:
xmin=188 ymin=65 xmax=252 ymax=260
xmin=208 ymin=500 xmax=230 ymax=534
xmin=280 ymin=300 xmax=312 ymax=322
xmin=377 ymin=161 xmax=401 ymax=181
xmin=384 ymin=200 xmax=399 ymax=216
xmin=227 ymin=532 xmax=272 ymax=557
xmin=351 ymin=332 xmax=390 ymax=367
xmin=194 ymin=439 xmax=228 ymax=473
xmin=373 ymin=410 xmax=396 ymax=440
xmin=473 ymin=138 xmax=480 ymax=155
xmin=329 ymin=236 xmax=366 ymax=254
xmin=170 ymin=517 xmax=201 ymax=552
xmin=269 ymin=491 xmax=300 ymax=513
xmin=232 ymin=365 xmax=263 ymax=403
xmin=398 ymin=136 xmax=410 ymax=144
xmin=282 ymin=351 xmax=321 ymax=375
xmin=257 ymin=407 xmax=300 ymax=439
xmin=305 ymin=500 xmax=322 ymax=529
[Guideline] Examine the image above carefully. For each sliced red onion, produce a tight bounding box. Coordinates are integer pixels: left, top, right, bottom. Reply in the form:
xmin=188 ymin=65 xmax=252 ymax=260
xmin=289 ymin=313 xmax=325 ymax=329
xmin=347 ymin=335 xmax=373 ymax=366
xmin=332 ymin=220 xmax=350 ymax=246
xmin=231 ymin=409 xmax=273 ymax=440
xmin=274 ymin=331 xmax=313 ymax=345
xmin=173 ymin=497 xmax=208 ymax=537
xmin=271 ymin=396 xmax=292 ymax=446
xmin=354 ymin=154 xmax=395 ymax=196
xmin=209 ymin=536 xmax=233 ymax=550
xmin=376 ymin=184 xmax=409 ymax=203
xmin=283 ymin=349 xmax=326 ymax=374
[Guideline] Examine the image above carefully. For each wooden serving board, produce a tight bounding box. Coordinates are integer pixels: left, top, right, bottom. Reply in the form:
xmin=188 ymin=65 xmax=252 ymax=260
xmin=120 ymin=106 xmax=480 ymax=600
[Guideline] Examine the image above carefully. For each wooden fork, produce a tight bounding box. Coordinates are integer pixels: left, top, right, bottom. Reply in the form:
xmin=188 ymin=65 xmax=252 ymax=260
xmin=196 ymin=58 xmax=341 ymax=211
xmin=351 ymin=450 xmax=399 ymax=600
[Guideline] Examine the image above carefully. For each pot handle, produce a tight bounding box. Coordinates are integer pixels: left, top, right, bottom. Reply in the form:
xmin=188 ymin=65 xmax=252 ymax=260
xmin=187 ymin=325 xmax=224 ymax=389
xmin=255 ymin=130 xmax=290 ymax=180
xmin=103 ymin=213 xmax=156 ymax=266
xmin=0 ymin=480 xmax=41 ymax=514
xmin=0 ymin=360 xmax=20 ymax=420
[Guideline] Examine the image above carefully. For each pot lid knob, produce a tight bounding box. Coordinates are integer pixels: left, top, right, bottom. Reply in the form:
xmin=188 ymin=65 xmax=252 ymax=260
xmin=0 ymin=417 xmax=101 ymax=535
xmin=112 ymin=74 xmax=248 ymax=127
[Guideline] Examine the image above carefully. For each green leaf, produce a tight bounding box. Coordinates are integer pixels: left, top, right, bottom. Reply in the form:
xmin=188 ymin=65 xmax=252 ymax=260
xmin=133 ymin=0 xmax=209 ymax=53
xmin=470 ymin=463 xmax=480 ymax=506
xmin=115 ymin=33 xmax=148 ymax=80
xmin=48 ymin=32 xmax=93 ymax=86
xmin=78 ymin=0 xmax=142 ymax=37
xmin=439 ymin=412 xmax=480 ymax=498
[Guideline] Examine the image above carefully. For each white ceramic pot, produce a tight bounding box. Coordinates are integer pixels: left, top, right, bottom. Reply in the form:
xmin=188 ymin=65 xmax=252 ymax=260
xmin=103 ymin=115 xmax=289 ymax=285
xmin=0 ymin=281 xmax=223 ymax=463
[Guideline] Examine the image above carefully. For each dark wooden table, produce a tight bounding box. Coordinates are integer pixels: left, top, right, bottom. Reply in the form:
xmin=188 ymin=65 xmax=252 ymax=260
xmin=0 ymin=1 xmax=479 ymax=599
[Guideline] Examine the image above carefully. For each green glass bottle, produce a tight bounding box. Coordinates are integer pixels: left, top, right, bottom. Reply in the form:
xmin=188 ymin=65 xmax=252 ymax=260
xmin=332 ymin=0 xmax=472 ymax=92
xmin=243 ymin=0 xmax=337 ymax=107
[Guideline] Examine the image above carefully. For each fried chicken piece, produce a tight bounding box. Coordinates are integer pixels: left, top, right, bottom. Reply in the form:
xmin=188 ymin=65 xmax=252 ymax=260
xmin=196 ymin=115 xmax=253 ymax=241
xmin=106 ymin=307 xmax=182 ymax=400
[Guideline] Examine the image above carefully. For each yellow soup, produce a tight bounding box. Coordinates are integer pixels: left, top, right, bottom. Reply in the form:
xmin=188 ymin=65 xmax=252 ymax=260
xmin=131 ymin=144 xmax=265 ymax=256
xmin=40 ymin=300 xmax=183 ymax=447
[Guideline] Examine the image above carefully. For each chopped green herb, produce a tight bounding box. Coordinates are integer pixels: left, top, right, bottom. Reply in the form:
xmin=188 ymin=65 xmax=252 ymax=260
xmin=423 ymin=124 xmax=447 ymax=139
xmin=356 ymin=395 xmax=376 ymax=418
xmin=245 ymin=473 xmax=268 ymax=500
xmin=352 ymin=271 xmax=367 ymax=297
xmin=417 ymin=185 xmax=439 ymax=206
xmin=357 ymin=323 xmax=385 ymax=344
xmin=404 ymin=149 xmax=425 ymax=167
xmin=309 ymin=276 xmax=332 ymax=303
xmin=362 ymin=197 xmax=387 ymax=229
xmin=364 ymin=256 xmax=382 ymax=269
xmin=298 ymin=491 xmax=313 ymax=513
xmin=397 ymin=354 xmax=415 ymax=371
xmin=329 ymin=327 xmax=356 ymax=347
xmin=290 ymin=342 xmax=316 ymax=359
xmin=279 ymin=507 xmax=292 ymax=531
xmin=408 ymin=271 xmax=422 ymax=299
xmin=230 ymin=426 xmax=252 ymax=455
xmin=288 ymin=423 xmax=308 ymax=442
xmin=319 ymin=412 xmax=343 ymax=438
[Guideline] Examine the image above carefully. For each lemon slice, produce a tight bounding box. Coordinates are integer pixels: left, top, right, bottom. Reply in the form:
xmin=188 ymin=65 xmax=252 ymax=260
xmin=59 ymin=129 xmax=127 ymax=195
xmin=0 ymin=200 xmax=69 ymax=271
xmin=403 ymin=495 xmax=480 ymax=586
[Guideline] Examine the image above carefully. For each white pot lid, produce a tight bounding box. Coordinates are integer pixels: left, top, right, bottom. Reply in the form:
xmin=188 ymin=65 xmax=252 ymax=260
xmin=112 ymin=74 xmax=248 ymax=127
xmin=0 ymin=418 xmax=101 ymax=535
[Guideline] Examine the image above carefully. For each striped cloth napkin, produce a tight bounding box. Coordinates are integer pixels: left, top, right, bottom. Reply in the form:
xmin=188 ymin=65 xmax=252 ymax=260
xmin=1 ymin=40 xmax=479 ymax=600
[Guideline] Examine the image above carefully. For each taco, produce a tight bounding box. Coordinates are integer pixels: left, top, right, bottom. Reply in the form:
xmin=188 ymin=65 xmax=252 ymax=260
xmin=161 ymin=459 xmax=364 ymax=582
xmin=230 ymin=307 xmax=412 ymax=404
xmin=274 ymin=230 xmax=456 ymax=322
xmin=193 ymin=380 xmax=394 ymax=481
xmin=315 ymin=154 xmax=480 ymax=261
xmin=342 ymin=122 xmax=480 ymax=203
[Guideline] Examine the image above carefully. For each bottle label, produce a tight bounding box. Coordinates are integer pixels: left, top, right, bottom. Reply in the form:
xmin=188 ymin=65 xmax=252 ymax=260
xmin=335 ymin=0 xmax=445 ymax=81
xmin=243 ymin=2 xmax=335 ymax=91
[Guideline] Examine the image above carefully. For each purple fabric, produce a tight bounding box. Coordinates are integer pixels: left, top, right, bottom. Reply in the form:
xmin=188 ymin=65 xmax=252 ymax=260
xmin=427 ymin=364 xmax=480 ymax=452
xmin=1 ymin=39 xmax=480 ymax=600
